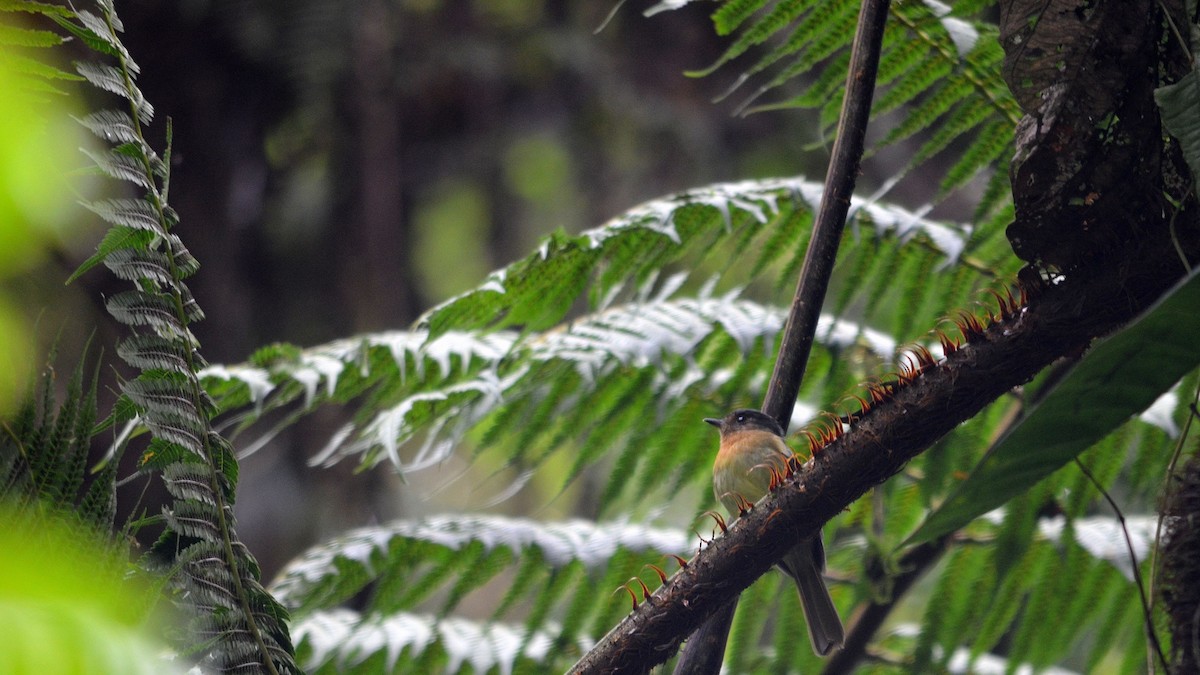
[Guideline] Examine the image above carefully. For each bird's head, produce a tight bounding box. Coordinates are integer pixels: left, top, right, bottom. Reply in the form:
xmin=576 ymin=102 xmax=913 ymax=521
xmin=703 ymin=408 xmax=785 ymax=437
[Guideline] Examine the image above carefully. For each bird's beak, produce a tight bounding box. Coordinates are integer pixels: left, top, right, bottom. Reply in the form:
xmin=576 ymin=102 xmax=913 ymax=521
xmin=703 ymin=417 xmax=721 ymax=428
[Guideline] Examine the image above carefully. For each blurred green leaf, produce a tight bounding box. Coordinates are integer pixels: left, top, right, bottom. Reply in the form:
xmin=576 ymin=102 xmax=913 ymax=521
xmin=0 ymin=507 xmax=175 ymax=675
xmin=1156 ymin=66 xmax=1200 ymax=196
xmin=909 ymin=269 xmax=1200 ymax=545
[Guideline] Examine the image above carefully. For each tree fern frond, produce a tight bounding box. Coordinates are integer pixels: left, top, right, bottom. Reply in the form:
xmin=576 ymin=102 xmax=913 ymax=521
xmin=74 ymin=108 xmax=139 ymax=144
xmin=116 ymin=335 xmax=193 ymax=375
xmin=58 ymin=1 xmax=298 ymax=670
xmin=0 ymin=3 xmax=85 ymax=98
xmin=914 ymin=544 xmax=989 ymax=670
xmin=0 ymin=347 xmax=106 ymax=525
xmin=81 ymin=198 xmax=162 ymax=231
xmin=1003 ymin=540 xmax=1068 ymax=668
xmin=208 ymin=293 xmax=899 ymax=474
xmin=710 ymin=0 xmax=772 ymax=36
xmin=725 ymin=575 xmax=782 ymax=672
xmin=0 ymin=22 xmax=61 ymax=47
xmin=732 ymin=0 xmax=859 ymax=105
xmin=937 ymin=120 xmax=1012 ymax=196
xmin=80 ymin=143 xmax=152 ymax=188
xmin=968 ymin=547 xmax=1033 ymax=660
xmin=105 ymin=290 xmax=187 ymax=334
xmin=692 ymin=0 xmax=816 ymax=77
xmin=1028 ymin=539 xmax=1103 ymax=667
xmin=683 ymin=0 xmax=1018 ymax=210
xmin=101 ymin=247 xmax=178 ymax=285
xmin=419 ymin=177 xmax=971 ymax=338
xmin=1040 ymin=515 xmax=1156 ymax=581
xmin=270 ymin=514 xmax=692 ymax=615
xmin=201 ymin=176 xmax=981 ymax=479
xmin=293 ymin=609 xmax=592 ymax=675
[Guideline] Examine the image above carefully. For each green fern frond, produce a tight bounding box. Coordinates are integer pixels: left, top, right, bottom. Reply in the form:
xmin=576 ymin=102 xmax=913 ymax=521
xmin=206 ymin=294 xmax=899 ymax=478
xmin=0 ymin=347 xmax=105 ymax=523
xmin=201 ymin=176 xmax=987 ymax=500
xmin=665 ymin=0 xmax=1019 ymax=209
xmin=419 ymin=177 xmax=972 ymax=338
xmin=293 ymin=609 xmax=592 ymax=674
xmin=0 ymin=3 xmax=82 ymax=96
xmin=271 ymin=515 xmax=692 ymax=616
xmin=56 ymin=1 xmax=298 ymax=671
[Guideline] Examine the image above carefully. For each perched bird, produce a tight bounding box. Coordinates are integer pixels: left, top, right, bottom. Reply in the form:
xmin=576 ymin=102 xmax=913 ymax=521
xmin=706 ymin=408 xmax=844 ymax=656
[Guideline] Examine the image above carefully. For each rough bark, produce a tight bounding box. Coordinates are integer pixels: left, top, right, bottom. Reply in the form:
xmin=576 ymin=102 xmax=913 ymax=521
xmin=571 ymin=0 xmax=1199 ymax=671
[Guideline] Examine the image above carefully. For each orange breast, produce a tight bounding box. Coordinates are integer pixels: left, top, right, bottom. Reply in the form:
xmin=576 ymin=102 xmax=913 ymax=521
xmin=712 ymin=429 xmax=793 ymax=515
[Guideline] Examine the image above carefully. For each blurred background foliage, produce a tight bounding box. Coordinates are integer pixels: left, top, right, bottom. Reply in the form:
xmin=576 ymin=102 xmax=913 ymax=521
xmin=14 ymin=1 xmax=1183 ymax=672
xmin=15 ymin=0 xmax=899 ymax=577
xmin=0 ymin=40 xmax=90 ymax=414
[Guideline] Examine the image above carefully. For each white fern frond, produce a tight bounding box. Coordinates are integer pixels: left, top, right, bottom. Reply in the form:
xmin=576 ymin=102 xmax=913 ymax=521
xmin=293 ymin=609 xmax=592 ymax=675
xmin=271 ymin=514 xmax=692 ymax=611
xmin=208 ymin=289 xmax=902 ymax=468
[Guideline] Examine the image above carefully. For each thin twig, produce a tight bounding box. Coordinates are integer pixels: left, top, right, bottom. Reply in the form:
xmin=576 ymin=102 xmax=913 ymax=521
xmin=1074 ymin=458 xmax=1168 ymax=673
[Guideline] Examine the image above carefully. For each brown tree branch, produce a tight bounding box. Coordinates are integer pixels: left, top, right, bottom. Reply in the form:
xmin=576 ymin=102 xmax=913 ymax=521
xmin=673 ymin=1 xmax=892 ymax=672
xmin=761 ymin=0 xmax=891 ymax=426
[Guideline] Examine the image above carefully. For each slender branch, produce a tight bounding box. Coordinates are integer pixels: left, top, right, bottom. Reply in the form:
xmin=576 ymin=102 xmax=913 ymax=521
xmin=1074 ymin=458 xmax=1168 ymax=672
xmin=762 ymin=0 xmax=891 ymax=425
xmin=674 ymin=2 xmax=893 ymax=672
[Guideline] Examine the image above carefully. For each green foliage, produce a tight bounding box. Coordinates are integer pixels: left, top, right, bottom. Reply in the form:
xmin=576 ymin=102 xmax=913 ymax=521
xmin=1157 ymin=63 xmax=1200 ymax=197
xmin=275 ymin=516 xmax=696 ymax=672
xmin=0 ymin=348 xmax=172 ymax=672
xmin=699 ymin=0 xmax=1019 ymax=211
xmin=0 ymin=6 xmax=90 ymax=413
xmin=200 ymin=169 xmax=1186 ymax=670
xmin=0 ymin=345 xmax=112 ymax=529
xmin=43 ymin=1 xmax=298 ymax=671
xmin=205 ymin=178 xmax=987 ymax=498
xmin=12 ymin=0 xmax=1194 ymax=672
xmin=0 ymin=505 xmax=177 ymax=675
xmin=913 ymin=269 xmax=1200 ymax=545
xmin=183 ymin=0 xmax=1193 ymax=666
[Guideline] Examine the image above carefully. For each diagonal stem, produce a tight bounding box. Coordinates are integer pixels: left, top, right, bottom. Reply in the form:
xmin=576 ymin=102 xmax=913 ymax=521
xmin=762 ymin=0 xmax=891 ymax=425
xmin=672 ymin=1 xmax=892 ymax=673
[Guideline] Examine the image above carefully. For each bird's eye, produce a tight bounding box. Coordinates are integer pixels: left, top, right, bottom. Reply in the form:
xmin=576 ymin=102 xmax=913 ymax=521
xmin=736 ymin=414 xmax=745 ymax=423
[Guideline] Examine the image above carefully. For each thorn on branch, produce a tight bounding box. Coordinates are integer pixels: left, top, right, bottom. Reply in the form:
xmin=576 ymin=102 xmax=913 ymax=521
xmin=935 ymin=328 xmax=960 ymax=356
xmin=851 ymin=393 xmax=872 ymax=417
xmin=913 ymin=344 xmax=937 ymax=368
xmin=700 ymin=510 xmax=728 ymax=534
xmin=644 ymin=563 xmax=668 ymax=585
xmin=721 ymin=491 xmax=754 ymax=516
xmin=953 ymin=310 xmax=986 ymax=343
xmin=612 ymin=582 xmax=638 ymax=611
xmin=629 ymin=575 xmax=652 ymax=602
xmin=785 ymin=453 xmax=802 ymax=477
xmin=802 ymin=429 xmax=820 ymax=455
xmin=820 ymin=411 xmax=845 ymax=437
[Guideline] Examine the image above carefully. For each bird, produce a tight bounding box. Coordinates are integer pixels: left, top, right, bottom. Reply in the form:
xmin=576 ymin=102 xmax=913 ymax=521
xmin=705 ymin=408 xmax=844 ymax=656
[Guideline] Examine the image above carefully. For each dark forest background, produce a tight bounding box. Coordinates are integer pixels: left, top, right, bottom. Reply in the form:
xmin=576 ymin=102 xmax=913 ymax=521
xmin=17 ymin=0 xmax=937 ymax=579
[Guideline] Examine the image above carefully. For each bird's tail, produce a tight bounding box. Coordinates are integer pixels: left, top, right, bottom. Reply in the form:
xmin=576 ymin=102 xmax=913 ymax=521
xmin=781 ymin=538 xmax=845 ymax=656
